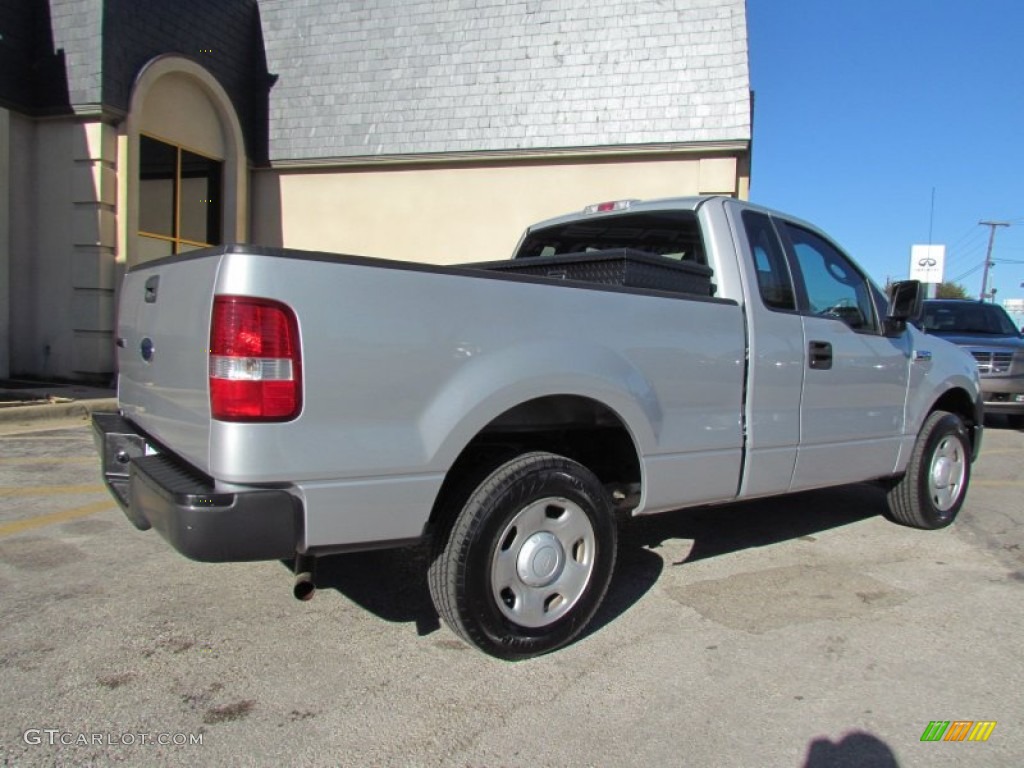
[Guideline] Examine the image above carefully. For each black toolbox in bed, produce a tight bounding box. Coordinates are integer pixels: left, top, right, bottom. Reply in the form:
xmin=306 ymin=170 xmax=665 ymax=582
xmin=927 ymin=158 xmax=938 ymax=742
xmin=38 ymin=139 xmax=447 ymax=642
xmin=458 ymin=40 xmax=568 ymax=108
xmin=470 ymin=248 xmax=714 ymax=296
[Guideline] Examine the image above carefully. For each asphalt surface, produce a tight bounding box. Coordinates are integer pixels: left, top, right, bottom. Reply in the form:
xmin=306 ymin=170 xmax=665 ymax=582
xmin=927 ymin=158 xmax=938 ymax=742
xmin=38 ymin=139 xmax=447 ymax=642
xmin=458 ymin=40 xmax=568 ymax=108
xmin=0 ymin=417 xmax=1021 ymax=767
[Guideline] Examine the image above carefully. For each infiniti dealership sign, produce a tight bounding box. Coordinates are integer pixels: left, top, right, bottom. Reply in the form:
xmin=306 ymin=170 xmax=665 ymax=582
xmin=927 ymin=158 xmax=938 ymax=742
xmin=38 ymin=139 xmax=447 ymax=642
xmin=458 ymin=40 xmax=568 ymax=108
xmin=909 ymin=244 xmax=946 ymax=284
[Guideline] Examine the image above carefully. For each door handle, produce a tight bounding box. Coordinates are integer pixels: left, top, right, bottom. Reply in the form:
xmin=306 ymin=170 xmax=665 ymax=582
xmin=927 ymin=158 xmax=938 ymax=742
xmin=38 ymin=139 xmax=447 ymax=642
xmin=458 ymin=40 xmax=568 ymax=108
xmin=809 ymin=340 xmax=833 ymax=370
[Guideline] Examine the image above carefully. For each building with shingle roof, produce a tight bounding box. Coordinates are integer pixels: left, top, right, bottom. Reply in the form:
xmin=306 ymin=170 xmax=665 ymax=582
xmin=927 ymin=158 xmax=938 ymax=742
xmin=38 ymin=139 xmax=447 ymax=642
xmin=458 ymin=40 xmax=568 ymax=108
xmin=0 ymin=0 xmax=751 ymax=381
xmin=259 ymin=0 xmax=750 ymax=160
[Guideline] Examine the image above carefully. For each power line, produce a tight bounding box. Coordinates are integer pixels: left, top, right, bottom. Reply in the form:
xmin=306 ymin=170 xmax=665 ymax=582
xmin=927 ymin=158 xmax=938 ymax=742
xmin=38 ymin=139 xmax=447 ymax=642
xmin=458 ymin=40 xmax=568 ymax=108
xmin=947 ymin=225 xmax=987 ymax=253
xmin=943 ymin=229 xmax=988 ymax=273
xmin=949 ymin=263 xmax=984 ymax=284
xmin=945 ymin=241 xmax=986 ymax=271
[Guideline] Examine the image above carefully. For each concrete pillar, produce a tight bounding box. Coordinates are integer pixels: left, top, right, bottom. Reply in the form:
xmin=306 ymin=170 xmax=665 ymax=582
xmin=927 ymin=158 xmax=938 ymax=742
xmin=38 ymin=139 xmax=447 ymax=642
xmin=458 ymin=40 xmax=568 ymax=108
xmin=0 ymin=108 xmax=9 ymax=379
xmin=70 ymin=120 xmax=118 ymax=380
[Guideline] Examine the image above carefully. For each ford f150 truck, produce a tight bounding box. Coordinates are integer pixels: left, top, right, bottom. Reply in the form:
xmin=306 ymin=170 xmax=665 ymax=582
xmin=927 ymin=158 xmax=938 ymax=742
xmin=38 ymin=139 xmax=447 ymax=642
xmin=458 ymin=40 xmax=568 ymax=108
xmin=93 ymin=196 xmax=983 ymax=659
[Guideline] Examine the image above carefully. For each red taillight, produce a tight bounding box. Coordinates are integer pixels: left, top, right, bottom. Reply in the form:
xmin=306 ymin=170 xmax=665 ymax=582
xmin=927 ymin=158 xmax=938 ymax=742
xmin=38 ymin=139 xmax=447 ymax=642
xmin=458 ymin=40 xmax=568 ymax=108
xmin=209 ymin=296 xmax=302 ymax=421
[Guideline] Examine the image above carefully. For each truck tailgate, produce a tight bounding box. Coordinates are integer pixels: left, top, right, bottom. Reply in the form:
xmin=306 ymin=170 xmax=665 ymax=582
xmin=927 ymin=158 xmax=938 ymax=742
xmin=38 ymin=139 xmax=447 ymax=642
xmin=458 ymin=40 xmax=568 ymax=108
xmin=117 ymin=254 xmax=222 ymax=473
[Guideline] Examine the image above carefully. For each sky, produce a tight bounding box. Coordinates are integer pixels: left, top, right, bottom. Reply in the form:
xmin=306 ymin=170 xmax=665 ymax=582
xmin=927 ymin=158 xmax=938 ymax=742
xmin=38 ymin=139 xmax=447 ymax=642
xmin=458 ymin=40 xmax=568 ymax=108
xmin=745 ymin=0 xmax=1024 ymax=314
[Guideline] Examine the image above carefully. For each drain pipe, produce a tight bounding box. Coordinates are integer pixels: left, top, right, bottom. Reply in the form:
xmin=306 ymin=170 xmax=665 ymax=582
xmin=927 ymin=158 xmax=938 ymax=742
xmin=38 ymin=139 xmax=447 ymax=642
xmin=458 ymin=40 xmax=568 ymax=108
xmin=293 ymin=553 xmax=316 ymax=601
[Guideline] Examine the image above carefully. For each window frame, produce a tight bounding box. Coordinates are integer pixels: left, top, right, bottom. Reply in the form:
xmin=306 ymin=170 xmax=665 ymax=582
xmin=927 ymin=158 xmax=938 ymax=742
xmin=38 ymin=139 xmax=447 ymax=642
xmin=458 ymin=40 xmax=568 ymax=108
xmin=138 ymin=132 xmax=223 ymax=257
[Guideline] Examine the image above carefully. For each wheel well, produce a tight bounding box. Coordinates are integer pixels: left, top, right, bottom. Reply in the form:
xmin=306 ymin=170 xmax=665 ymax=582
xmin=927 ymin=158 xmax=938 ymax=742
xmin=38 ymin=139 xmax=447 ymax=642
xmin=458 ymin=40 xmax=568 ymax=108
xmin=931 ymin=387 xmax=979 ymax=450
xmin=427 ymin=396 xmax=642 ymax=530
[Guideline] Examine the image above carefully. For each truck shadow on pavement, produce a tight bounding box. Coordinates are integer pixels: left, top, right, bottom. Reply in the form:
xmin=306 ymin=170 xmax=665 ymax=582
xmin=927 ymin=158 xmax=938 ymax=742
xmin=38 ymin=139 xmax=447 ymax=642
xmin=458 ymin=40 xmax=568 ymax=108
xmin=297 ymin=481 xmax=888 ymax=642
xmin=620 ymin=481 xmax=888 ymax=565
xmin=301 ymin=545 xmax=443 ymax=636
xmin=585 ymin=481 xmax=888 ymax=639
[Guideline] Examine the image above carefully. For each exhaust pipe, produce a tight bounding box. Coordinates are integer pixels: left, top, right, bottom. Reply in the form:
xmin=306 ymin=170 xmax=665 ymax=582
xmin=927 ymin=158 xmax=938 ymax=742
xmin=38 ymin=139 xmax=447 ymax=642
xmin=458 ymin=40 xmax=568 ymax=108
xmin=293 ymin=553 xmax=316 ymax=601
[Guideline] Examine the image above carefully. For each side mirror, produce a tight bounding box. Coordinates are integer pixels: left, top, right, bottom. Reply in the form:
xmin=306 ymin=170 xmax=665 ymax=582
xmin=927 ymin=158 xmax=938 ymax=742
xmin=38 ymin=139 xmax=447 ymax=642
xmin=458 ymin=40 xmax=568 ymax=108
xmin=885 ymin=280 xmax=923 ymax=336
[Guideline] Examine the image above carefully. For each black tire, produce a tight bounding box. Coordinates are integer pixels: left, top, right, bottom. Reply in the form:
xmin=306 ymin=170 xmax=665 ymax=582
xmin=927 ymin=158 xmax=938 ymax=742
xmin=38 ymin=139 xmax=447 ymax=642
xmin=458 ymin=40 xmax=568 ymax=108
xmin=886 ymin=410 xmax=971 ymax=529
xmin=428 ymin=452 xmax=617 ymax=660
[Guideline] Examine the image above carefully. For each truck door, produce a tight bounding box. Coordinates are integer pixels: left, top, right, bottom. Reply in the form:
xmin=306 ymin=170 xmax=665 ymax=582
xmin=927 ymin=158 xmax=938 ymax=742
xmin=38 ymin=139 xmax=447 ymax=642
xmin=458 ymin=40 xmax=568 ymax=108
xmin=777 ymin=221 xmax=912 ymax=490
xmin=735 ymin=210 xmax=805 ymax=497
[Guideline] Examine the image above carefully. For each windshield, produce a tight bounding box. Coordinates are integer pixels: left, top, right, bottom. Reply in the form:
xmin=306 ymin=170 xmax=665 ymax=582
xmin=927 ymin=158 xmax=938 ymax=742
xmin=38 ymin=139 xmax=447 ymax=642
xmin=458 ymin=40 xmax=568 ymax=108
xmin=515 ymin=211 xmax=707 ymax=265
xmin=920 ymin=302 xmax=1020 ymax=335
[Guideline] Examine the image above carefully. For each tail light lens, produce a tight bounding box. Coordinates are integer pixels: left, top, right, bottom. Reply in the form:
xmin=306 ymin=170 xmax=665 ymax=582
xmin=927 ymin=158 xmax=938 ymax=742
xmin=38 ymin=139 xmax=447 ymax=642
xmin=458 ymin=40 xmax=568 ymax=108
xmin=209 ymin=296 xmax=302 ymax=421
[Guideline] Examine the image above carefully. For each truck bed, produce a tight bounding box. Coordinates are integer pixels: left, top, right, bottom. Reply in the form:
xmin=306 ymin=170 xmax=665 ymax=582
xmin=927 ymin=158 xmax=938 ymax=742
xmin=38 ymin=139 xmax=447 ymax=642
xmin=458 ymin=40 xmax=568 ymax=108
xmin=115 ymin=244 xmax=746 ymax=548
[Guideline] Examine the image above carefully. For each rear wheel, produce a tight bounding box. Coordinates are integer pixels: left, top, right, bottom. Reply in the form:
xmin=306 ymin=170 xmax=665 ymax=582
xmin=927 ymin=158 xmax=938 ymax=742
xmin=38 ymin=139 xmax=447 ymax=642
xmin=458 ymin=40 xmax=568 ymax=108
xmin=886 ymin=410 xmax=971 ymax=529
xmin=428 ymin=452 xmax=617 ymax=660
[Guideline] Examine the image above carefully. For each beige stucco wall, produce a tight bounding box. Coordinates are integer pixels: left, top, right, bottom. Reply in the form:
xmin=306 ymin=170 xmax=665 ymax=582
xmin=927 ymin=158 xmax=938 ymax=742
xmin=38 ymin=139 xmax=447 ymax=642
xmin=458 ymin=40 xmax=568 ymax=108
xmin=138 ymin=72 xmax=226 ymax=157
xmin=8 ymin=101 xmax=745 ymax=383
xmin=251 ymin=150 xmax=749 ymax=264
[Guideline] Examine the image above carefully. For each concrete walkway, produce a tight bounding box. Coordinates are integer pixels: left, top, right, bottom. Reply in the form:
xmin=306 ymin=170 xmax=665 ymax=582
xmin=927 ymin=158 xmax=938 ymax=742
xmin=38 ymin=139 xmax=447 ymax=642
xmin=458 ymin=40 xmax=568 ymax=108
xmin=0 ymin=379 xmax=117 ymax=426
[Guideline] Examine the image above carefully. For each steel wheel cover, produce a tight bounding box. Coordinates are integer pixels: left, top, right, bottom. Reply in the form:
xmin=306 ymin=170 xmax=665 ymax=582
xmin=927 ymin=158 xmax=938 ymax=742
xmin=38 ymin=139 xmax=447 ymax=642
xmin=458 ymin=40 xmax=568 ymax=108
xmin=929 ymin=435 xmax=966 ymax=512
xmin=490 ymin=496 xmax=597 ymax=628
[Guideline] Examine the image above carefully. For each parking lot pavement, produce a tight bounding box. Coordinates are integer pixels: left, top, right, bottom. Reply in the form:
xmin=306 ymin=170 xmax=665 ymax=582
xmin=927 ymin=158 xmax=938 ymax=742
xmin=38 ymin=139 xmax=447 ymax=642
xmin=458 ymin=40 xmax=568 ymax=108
xmin=0 ymin=419 xmax=1021 ymax=767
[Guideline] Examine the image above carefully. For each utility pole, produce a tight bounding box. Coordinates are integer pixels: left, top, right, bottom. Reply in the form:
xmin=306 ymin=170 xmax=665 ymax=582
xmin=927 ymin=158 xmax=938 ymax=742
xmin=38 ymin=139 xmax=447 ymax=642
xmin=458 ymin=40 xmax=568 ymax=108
xmin=979 ymin=221 xmax=1010 ymax=302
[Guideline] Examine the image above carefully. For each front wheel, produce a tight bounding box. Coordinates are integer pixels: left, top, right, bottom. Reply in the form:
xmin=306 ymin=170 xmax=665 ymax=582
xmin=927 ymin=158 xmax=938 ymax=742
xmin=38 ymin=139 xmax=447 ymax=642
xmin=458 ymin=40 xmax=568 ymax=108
xmin=886 ymin=410 xmax=971 ymax=529
xmin=428 ymin=452 xmax=617 ymax=660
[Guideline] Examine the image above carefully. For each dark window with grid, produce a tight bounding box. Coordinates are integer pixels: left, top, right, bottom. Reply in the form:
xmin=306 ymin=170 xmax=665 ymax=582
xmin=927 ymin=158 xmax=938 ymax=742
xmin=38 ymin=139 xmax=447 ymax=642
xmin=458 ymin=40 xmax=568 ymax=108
xmin=138 ymin=134 xmax=222 ymax=260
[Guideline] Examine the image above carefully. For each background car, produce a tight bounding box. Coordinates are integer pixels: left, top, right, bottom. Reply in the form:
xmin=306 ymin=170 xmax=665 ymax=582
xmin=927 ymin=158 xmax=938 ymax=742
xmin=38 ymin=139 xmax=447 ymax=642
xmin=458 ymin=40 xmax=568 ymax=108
xmin=918 ymin=299 xmax=1024 ymax=428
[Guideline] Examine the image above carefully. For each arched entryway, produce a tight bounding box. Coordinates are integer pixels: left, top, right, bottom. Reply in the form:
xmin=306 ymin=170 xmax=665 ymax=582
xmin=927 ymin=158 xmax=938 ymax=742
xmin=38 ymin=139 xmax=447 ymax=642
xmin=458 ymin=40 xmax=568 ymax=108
xmin=122 ymin=56 xmax=247 ymax=267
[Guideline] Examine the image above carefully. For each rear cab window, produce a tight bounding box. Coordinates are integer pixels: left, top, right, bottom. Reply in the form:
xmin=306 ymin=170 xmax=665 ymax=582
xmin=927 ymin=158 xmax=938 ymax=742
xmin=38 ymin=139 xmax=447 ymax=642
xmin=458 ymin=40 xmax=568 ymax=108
xmin=514 ymin=211 xmax=708 ymax=266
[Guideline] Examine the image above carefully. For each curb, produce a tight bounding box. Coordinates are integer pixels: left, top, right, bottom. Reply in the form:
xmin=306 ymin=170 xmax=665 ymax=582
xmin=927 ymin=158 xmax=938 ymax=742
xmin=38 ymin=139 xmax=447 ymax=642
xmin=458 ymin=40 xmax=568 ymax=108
xmin=0 ymin=398 xmax=119 ymax=425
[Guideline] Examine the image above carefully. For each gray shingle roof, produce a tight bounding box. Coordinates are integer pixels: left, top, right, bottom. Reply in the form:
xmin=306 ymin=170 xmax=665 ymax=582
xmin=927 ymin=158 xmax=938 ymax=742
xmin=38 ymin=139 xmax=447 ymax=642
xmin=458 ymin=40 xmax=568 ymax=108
xmin=259 ymin=0 xmax=750 ymax=162
xmin=50 ymin=0 xmax=103 ymax=107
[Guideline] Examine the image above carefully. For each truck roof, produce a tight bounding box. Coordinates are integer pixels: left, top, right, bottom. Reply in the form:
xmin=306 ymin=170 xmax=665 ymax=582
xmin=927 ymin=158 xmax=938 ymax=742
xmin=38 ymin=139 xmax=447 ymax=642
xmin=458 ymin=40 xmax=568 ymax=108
xmin=522 ymin=195 xmax=828 ymax=235
xmin=523 ymin=196 xmax=718 ymax=232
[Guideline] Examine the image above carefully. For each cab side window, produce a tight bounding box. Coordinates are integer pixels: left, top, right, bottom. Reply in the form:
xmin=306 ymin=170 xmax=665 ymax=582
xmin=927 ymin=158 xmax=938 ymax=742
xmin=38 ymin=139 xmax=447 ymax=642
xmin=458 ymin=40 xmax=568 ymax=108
xmin=781 ymin=223 xmax=878 ymax=332
xmin=742 ymin=210 xmax=796 ymax=311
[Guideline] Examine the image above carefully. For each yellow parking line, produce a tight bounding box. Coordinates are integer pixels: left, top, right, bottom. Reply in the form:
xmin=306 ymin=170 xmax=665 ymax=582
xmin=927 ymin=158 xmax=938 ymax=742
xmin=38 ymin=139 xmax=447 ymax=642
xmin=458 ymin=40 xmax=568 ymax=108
xmin=0 ymin=484 xmax=106 ymax=497
xmin=0 ymin=499 xmax=115 ymax=538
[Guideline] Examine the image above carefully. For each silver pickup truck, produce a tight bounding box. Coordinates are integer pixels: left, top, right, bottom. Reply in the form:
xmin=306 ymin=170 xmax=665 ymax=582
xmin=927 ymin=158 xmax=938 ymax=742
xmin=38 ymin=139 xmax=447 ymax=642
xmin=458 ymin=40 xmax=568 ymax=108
xmin=93 ymin=196 xmax=983 ymax=659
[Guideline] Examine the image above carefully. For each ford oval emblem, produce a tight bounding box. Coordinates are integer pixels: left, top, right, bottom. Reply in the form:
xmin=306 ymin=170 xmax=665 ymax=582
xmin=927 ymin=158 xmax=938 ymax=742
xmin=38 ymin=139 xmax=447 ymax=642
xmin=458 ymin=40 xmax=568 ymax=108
xmin=140 ymin=337 xmax=155 ymax=362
